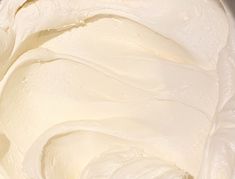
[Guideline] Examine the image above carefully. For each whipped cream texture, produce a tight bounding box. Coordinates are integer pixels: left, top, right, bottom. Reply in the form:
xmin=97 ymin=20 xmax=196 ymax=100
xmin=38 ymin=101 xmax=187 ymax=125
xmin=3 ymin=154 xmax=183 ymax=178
xmin=0 ymin=0 xmax=234 ymax=179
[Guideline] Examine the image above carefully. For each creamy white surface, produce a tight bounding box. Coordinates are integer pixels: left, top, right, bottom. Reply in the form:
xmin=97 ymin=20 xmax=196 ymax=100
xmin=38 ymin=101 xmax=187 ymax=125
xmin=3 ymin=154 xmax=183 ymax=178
xmin=0 ymin=0 xmax=234 ymax=179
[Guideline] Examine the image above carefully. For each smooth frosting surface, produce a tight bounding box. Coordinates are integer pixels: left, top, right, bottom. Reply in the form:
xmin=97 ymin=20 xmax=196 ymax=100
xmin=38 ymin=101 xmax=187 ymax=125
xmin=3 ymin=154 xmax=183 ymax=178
xmin=0 ymin=0 xmax=234 ymax=179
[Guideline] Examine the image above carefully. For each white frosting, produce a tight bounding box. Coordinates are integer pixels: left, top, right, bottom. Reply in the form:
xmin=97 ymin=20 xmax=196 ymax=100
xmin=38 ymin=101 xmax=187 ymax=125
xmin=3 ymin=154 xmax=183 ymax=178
xmin=0 ymin=0 xmax=233 ymax=179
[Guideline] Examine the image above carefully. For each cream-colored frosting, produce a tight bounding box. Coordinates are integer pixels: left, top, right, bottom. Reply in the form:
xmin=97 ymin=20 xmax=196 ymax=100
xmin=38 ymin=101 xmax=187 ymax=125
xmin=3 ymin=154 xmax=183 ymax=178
xmin=0 ymin=0 xmax=234 ymax=179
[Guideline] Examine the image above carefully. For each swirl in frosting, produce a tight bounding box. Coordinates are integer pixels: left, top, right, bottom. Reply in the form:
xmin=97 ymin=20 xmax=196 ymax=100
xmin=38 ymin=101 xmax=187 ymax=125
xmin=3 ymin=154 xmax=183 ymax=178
xmin=0 ymin=0 xmax=234 ymax=179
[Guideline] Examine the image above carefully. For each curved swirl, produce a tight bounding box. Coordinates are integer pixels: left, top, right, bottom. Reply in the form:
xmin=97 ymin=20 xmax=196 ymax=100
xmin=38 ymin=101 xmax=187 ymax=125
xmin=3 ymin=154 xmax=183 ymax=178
xmin=23 ymin=120 xmax=190 ymax=179
xmin=0 ymin=0 xmax=232 ymax=179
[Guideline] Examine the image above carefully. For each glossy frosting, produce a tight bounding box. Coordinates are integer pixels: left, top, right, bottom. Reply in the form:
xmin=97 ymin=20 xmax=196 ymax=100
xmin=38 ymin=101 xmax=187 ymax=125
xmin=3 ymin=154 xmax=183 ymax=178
xmin=0 ymin=0 xmax=234 ymax=179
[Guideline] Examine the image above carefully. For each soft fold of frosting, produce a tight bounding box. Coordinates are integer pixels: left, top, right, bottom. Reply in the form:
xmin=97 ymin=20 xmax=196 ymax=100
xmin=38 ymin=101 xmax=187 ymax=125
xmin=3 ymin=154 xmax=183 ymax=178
xmin=0 ymin=0 xmax=234 ymax=179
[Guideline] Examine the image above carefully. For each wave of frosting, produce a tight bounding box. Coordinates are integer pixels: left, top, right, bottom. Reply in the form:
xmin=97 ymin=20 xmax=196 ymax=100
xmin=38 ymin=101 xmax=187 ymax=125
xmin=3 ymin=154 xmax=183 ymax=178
xmin=0 ymin=0 xmax=234 ymax=179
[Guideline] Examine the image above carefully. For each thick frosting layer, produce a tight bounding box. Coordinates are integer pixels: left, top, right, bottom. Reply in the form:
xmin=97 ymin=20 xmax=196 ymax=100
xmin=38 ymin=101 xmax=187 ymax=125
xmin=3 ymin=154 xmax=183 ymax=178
xmin=0 ymin=0 xmax=233 ymax=179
